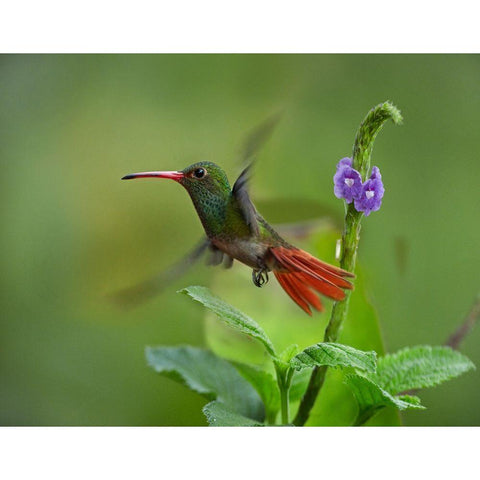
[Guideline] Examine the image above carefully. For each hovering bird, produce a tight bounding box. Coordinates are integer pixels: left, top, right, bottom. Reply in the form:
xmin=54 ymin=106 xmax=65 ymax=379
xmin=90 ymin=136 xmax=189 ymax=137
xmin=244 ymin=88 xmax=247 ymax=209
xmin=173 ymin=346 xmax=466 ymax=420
xmin=121 ymin=156 xmax=354 ymax=315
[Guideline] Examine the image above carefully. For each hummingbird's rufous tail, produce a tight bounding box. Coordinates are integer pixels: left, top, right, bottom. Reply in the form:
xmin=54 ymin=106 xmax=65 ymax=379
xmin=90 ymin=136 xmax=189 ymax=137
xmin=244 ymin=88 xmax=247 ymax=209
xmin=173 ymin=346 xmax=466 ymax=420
xmin=270 ymin=246 xmax=354 ymax=315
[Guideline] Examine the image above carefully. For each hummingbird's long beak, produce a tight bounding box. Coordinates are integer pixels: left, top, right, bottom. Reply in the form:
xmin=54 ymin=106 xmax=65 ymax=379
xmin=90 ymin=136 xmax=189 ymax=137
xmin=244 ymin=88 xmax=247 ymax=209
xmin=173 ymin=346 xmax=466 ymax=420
xmin=121 ymin=171 xmax=184 ymax=181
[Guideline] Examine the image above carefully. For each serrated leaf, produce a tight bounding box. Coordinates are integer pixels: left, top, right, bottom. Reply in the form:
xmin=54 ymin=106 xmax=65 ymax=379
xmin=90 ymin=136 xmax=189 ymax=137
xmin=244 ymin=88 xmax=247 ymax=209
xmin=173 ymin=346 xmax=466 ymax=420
xmin=371 ymin=345 xmax=476 ymax=394
xmin=180 ymin=286 xmax=276 ymax=357
xmin=146 ymin=346 xmax=264 ymax=421
xmin=345 ymin=374 xmax=425 ymax=423
xmin=396 ymin=394 xmax=424 ymax=407
xmin=289 ymin=369 xmax=311 ymax=403
xmin=203 ymin=401 xmax=264 ymax=426
xmin=290 ymin=342 xmax=377 ymax=373
xmin=279 ymin=344 xmax=299 ymax=363
xmin=231 ymin=362 xmax=280 ymax=424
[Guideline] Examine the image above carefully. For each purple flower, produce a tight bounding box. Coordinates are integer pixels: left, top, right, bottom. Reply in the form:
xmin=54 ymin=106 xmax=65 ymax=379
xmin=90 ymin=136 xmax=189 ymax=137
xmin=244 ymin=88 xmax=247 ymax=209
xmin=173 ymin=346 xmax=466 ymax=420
xmin=336 ymin=157 xmax=353 ymax=170
xmin=333 ymin=159 xmax=385 ymax=215
xmin=354 ymin=167 xmax=385 ymax=216
xmin=333 ymin=158 xmax=362 ymax=203
xmin=369 ymin=165 xmax=382 ymax=181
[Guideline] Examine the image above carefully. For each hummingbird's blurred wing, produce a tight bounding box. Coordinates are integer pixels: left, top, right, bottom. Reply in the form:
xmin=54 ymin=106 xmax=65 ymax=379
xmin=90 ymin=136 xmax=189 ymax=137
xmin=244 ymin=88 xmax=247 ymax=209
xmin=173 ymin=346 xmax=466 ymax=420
xmin=232 ymin=112 xmax=282 ymax=236
xmin=206 ymin=243 xmax=234 ymax=268
xmin=232 ymin=164 xmax=259 ymax=236
xmin=238 ymin=111 xmax=282 ymax=164
xmin=110 ymin=238 xmax=212 ymax=308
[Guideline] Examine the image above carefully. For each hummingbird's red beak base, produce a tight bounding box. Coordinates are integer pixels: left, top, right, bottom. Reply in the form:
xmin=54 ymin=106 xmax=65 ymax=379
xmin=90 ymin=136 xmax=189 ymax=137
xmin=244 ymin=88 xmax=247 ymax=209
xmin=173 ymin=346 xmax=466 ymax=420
xmin=122 ymin=171 xmax=184 ymax=181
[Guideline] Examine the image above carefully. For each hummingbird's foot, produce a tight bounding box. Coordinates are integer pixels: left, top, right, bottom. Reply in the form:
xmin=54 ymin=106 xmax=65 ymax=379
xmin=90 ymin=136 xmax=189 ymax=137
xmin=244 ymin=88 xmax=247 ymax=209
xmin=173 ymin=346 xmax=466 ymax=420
xmin=252 ymin=268 xmax=269 ymax=288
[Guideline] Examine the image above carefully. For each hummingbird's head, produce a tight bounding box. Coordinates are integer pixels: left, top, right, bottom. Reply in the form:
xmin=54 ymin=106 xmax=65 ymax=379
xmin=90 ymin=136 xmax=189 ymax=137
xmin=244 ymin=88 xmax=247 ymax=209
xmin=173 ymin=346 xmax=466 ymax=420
xmin=178 ymin=161 xmax=231 ymax=194
xmin=122 ymin=162 xmax=233 ymax=235
xmin=122 ymin=161 xmax=232 ymax=201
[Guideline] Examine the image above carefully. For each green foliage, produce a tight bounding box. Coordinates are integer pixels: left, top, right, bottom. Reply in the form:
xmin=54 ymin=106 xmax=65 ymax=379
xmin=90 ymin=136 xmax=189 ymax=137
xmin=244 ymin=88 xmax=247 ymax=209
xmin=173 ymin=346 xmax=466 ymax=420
xmin=279 ymin=344 xmax=300 ymax=364
xmin=179 ymin=286 xmax=276 ymax=357
xmin=231 ymin=362 xmax=280 ymax=424
xmin=288 ymin=369 xmax=311 ymax=403
xmin=146 ymin=345 xmax=264 ymax=421
xmin=205 ymin=228 xmax=401 ymax=426
xmin=203 ymin=401 xmax=263 ymax=427
xmin=147 ymin=292 xmax=476 ymax=426
xmin=370 ymin=345 xmax=476 ymax=394
xmin=346 ymin=374 xmax=425 ymax=411
xmin=345 ymin=345 xmax=475 ymax=425
xmin=180 ymin=286 xmax=300 ymax=424
xmin=345 ymin=374 xmax=425 ymax=425
xmin=291 ymin=342 xmax=377 ymax=373
xmin=179 ymin=285 xmax=393 ymax=426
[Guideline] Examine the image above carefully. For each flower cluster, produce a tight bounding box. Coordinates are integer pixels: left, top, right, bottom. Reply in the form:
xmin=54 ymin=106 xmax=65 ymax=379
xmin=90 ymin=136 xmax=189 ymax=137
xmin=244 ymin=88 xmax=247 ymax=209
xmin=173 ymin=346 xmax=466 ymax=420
xmin=333 ymin=157 xmax=384 ymax=216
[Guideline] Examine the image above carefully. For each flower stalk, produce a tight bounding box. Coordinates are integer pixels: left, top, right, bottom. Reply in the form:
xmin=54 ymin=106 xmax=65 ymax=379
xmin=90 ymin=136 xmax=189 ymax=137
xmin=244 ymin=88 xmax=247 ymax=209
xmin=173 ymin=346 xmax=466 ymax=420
xmin=293 ymin=101 xmax=402 ymax=426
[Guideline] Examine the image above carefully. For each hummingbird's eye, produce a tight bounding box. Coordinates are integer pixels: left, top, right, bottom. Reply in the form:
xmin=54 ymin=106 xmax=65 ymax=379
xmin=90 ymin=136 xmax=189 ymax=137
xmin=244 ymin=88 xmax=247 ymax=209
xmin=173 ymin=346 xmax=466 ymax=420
xmin=193 ymin=168 xmax=206 ymax=179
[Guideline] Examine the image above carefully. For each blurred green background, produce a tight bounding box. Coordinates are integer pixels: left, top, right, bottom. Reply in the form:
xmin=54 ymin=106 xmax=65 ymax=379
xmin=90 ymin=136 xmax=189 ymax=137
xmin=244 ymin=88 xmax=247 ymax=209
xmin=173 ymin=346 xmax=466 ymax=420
xmin=1 ymin=54 xmax=479 ymax=426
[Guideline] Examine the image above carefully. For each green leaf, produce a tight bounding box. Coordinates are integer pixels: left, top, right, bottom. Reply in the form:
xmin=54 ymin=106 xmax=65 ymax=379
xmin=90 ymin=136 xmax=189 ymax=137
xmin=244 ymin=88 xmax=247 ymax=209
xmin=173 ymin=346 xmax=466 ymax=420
xmin=290 ymin=342 xmax=377 ymax=373
xmin=289 ymin=369 xmax=311 ymax=403
xmin=146 ymin=346 xmax=264 ymax=421
xmin=179 ymin=286 xmax=276 ymax=357
xmin=279 ymin=344 xmax=299 ymax=363
xmin=371 ymin=345 xmax=476 ymax=394
xmin=231 ymin=362 xmax=280 ymax=424
xmin=345 ymin=374 xmax=425 ymax=425
xmin=397 ymin=394 xmax=424 ymax=408
xmin=203 ymin=401 xmax=264 ymax=426
xmin=345 ymin=374 xmax=425 ymax=410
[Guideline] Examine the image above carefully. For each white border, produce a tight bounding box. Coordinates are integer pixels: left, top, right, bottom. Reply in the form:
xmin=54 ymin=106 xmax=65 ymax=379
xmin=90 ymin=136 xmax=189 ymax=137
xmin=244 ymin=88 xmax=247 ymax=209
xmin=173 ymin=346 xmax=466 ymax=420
xmin=1 ymin=1 xmax=479 ymax=53
xmin=1 ymin=427 xmax=478 ymax=479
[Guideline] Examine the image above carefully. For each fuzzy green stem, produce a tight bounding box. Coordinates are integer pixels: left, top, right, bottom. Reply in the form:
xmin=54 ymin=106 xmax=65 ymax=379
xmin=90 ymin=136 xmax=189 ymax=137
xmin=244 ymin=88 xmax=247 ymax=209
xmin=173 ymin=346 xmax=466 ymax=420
xmin=280 ymin=383 xmax=290 ymax=424
xmin=275 ymin=364 xmax=293 ymax=425
xmin=293 ymin=101 xmax=402 ymax=426
xmin=352 ymin=101 xmax=403 ymax=178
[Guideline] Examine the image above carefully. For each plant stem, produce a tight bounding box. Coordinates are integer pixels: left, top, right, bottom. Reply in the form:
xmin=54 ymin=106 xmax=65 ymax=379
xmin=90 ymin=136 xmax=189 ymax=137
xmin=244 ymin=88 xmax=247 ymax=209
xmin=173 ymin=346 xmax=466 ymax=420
xmin=293 ymin=102 xmax=402 ymax=426
xmin=275 ymin=364 xmax=293 ymax=425
xmin=292 ymin=206 xmax=361 ymax=426
xmin=280 ymin=382 xmax=290 ymax=425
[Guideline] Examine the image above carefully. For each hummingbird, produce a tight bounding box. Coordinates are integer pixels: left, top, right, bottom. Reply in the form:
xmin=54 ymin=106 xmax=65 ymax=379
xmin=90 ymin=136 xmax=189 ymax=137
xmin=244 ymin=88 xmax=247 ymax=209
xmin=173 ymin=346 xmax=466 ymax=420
xmin=121 ymin=161 xmax=354 ymax=315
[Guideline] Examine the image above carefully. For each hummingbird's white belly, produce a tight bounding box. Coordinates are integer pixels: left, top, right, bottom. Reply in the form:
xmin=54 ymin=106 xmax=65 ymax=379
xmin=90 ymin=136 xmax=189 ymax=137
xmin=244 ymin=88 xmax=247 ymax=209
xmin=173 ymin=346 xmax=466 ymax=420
xmin=212 ymin=237 xmax=269 ymax=270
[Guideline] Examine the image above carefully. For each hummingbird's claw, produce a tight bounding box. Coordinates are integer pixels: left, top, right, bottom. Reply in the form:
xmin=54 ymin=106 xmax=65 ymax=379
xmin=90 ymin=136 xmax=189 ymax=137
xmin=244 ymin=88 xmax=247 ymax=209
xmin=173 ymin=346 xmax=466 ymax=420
xmin=252 ymin=268 xmax=269 ymax=288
